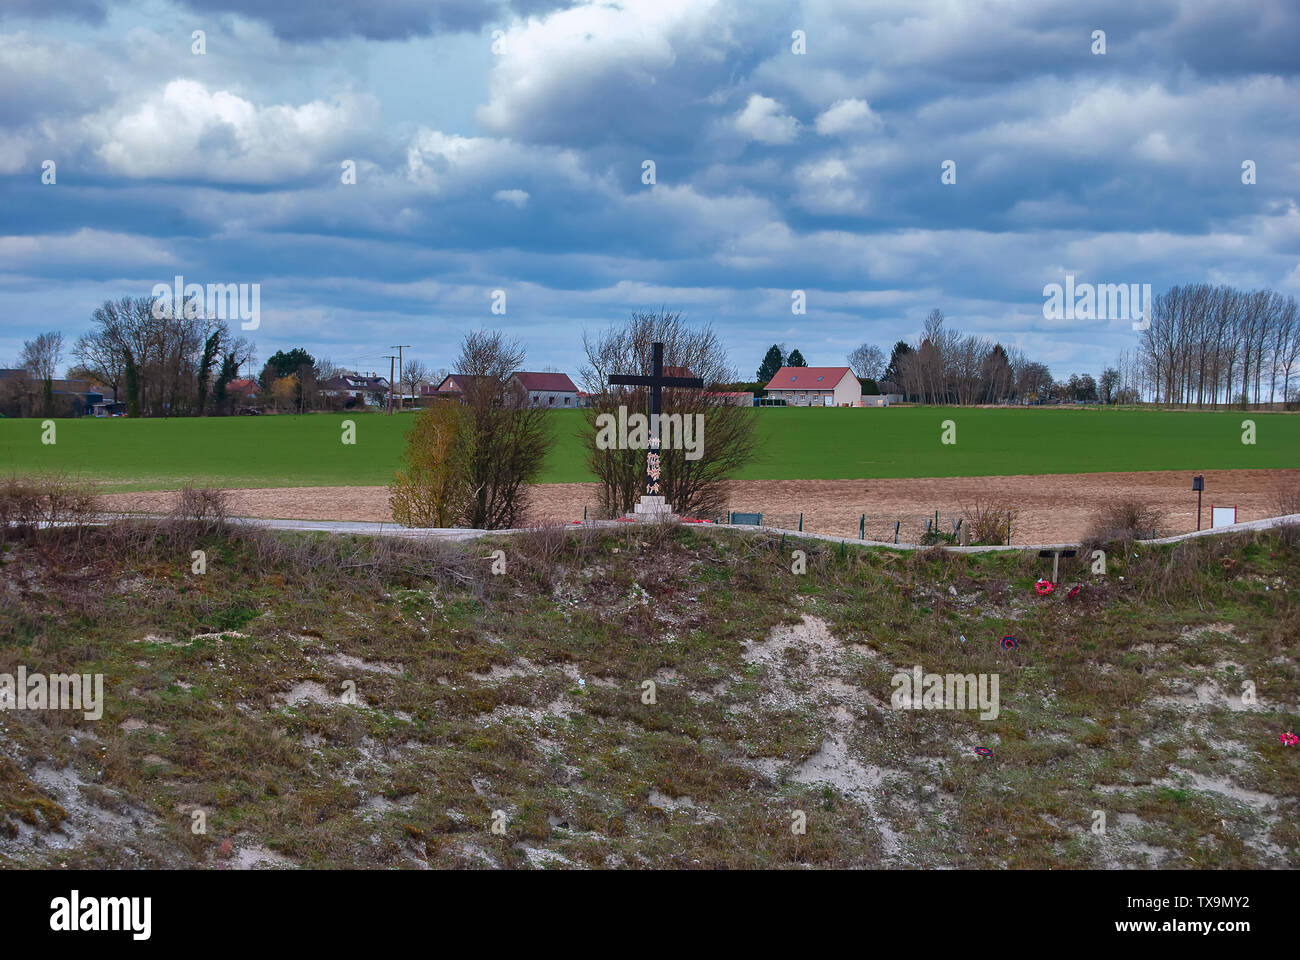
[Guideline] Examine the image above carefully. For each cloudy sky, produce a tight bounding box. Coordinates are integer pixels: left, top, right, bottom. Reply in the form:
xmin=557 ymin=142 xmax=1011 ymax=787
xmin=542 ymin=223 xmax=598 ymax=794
xmin=2 ymin=0 xmax=1298 ymax=381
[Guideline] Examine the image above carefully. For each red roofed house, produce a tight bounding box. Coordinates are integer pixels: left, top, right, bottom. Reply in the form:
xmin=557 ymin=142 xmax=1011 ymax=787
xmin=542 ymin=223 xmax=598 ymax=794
xmin=763 ymin=367 xmax=861 ymax=407
xmin=227 ymin=378 xmax=260 ymax=401
xmin=706 ymin=390 xmax=754 ymax=406
xmin=428 ymin=374 xmax=481 ymax=402
xmin=510 ymin=371 xmax=579 ymax=408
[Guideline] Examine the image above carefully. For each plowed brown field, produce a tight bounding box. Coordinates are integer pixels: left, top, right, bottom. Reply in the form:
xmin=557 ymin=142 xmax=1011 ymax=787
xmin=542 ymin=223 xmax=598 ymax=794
xmin=100 ymin=468 xmax=1300 ymax=544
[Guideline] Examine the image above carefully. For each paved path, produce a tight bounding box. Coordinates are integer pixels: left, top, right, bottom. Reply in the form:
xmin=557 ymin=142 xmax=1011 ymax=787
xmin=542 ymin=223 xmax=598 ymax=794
xmin=94 ymin=510 xmax=1300 ymax=552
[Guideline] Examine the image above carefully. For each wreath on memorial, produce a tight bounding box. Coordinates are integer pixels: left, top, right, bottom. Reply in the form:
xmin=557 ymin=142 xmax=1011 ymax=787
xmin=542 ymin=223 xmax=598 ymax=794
xmin=1034 ymin=578 xmax=1054 ymax=596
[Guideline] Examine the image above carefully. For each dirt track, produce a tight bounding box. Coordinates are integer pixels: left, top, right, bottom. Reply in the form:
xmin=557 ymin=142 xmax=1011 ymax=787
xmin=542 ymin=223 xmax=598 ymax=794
xmin=100 ymin=468 xmax=1300 ymax=545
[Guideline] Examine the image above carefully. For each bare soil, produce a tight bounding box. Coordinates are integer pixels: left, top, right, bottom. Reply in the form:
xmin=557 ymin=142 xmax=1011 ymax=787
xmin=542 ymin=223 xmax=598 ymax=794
xmin=99 ymin=468 xmax=1300 ymax=544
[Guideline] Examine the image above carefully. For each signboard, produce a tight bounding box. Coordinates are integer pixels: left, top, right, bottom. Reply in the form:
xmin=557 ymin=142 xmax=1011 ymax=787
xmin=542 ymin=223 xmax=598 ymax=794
xmin=1211 ymin=506 xmax=1237 ymax=528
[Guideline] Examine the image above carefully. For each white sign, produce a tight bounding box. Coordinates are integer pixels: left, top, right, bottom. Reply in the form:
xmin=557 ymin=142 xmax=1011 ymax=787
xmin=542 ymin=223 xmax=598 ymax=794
xmin=1211 ymin=506 xmax=1237 ymax=528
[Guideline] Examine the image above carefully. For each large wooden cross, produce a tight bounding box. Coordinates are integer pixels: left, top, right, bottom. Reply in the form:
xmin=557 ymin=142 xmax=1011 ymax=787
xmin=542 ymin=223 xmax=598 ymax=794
xmin=608 ymin=342 xmax=704 ymax=499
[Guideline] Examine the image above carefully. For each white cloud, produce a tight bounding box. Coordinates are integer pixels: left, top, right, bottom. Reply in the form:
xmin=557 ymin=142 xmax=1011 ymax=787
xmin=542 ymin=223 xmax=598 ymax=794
xmin=814 ymin=98 xmax=883 ymax=136
xmin=733 ymin=94 xmax=799 ymax=145
xmin=794 ymin=156 xmax=866 ymax=213
xmin=0 ymin=229 xmax=179 ymax=271
xmin=88 ymin=80 xmax=376 ymax=183
xmin=494 ymin=188 xmax=530 ymax=208
xmin=478 ymin=0 xmax=735 ymax=142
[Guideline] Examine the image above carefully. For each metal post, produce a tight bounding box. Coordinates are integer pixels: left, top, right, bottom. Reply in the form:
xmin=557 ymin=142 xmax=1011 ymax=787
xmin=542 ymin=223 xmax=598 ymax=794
xmin=798 ymin=512 xmax=803 ymax=532
xmin=859 ymin=514 xmax=865 ymax=539
xmin=583 ymin=505 xmax=587 ymax=521
xmin=894 ymin=521 xmax=900 ymax=544
xmin=1197 ymin=488 xmax=1202 ymax=531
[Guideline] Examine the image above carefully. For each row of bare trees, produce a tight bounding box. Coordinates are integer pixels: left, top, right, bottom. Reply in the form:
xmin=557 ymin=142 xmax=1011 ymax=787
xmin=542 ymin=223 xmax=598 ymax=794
xmin=72 ymin=296 xmax=253 ymax=417
xmin=880 ymin=310 xmax=1055 ymax=404
xmin=1134 ymin=284 xmax=1300 ymax=406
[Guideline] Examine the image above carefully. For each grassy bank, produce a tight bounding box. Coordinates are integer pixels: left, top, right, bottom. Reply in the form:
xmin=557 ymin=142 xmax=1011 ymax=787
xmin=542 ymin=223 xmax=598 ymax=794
xmin=1 ymin=519 xmax=1296 ymax=868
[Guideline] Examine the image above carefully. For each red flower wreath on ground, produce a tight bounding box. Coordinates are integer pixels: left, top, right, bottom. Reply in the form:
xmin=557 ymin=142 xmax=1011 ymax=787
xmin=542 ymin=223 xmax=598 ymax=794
xmin=1034 ymin=579 xmax=1054 ymax=595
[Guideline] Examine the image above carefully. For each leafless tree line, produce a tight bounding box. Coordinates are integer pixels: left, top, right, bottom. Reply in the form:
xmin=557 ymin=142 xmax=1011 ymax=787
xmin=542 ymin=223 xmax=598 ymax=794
xmin=72 ymin=296 xmax=253 ymax=417
xmin=886 ymin=310 xmax=1050 ymax=404
xmin=1134 ymin=284 xmax=1300 ymax=406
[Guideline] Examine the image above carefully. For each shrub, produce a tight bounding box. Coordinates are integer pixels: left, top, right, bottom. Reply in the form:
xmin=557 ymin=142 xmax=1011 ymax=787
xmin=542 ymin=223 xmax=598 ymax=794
xmin=961 ymin=499 xmax=1018 ymax=545
xmin=1270 ymin=479 xmax=1300 ymax=518
xmin=164 ymin=485 xmax=231 ymax=540
xmin=0 ymin=473 xmax=100 ymax=543
xmin=1087 ymin=499 xmax=1165 ymax=542
xmin=390 ymin=402 xmax=470 ymax=528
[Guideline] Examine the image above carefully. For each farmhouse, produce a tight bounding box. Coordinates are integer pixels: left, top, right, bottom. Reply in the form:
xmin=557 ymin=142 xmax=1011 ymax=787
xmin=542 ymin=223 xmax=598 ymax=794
xmin=510 ymin=371 xmax=579 ymax=408
xmin=764 ymin=366 xmax=862 ymax=407
xmin=319 ymin=372 xmax=390 ymax=407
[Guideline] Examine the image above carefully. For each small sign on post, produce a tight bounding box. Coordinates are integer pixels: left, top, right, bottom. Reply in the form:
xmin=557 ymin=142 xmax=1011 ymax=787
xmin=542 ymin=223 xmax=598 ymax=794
xmin=1038 ymin=548 xmax=1077 ymax=584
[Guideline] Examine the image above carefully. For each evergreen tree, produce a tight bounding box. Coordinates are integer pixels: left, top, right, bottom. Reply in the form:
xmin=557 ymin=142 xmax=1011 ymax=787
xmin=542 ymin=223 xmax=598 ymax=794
xmin=124 ymin=352 xmax=141 ymax=418
xmin=196 ymin=331 xmax=220 ymax=415
xmin=756 ymin=344 xmax=785 ymax=382
xmin=882 ymin=341 xmax=912 ymax=384
xmin=259 ymin=348 xmax=316 ymax=390
xmin=786 ymin=349 xmax=807 ymax=367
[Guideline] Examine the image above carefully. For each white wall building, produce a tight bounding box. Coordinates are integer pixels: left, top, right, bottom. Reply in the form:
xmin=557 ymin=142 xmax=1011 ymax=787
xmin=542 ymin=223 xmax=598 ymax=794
xmin=763 ymin=367 xmax=862 ymax=407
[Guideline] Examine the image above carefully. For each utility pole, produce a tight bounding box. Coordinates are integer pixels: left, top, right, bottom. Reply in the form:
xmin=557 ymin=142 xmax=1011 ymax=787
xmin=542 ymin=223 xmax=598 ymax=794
xmin=383 ymin=356 xmax=397 ymax=414
xmin=391 ymin=345 xmax=411 ymax=411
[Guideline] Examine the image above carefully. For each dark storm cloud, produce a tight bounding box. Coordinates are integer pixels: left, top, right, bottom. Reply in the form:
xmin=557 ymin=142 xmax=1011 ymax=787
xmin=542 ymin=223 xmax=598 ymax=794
xmin=2 ymin=0 xmax=1298 ymax=375
xmin=13 ymin=0 xmax=577 ymax=40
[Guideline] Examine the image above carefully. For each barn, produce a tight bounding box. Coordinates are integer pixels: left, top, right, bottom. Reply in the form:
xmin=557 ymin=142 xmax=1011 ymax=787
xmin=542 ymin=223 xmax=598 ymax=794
xmin=763 ymin=367 xmax=862 ymax=407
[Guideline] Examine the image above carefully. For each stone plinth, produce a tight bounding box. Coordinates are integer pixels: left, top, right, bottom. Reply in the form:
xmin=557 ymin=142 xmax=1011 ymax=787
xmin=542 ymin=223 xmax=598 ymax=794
xmin=632 ymin=495 xmax=676 ymax=519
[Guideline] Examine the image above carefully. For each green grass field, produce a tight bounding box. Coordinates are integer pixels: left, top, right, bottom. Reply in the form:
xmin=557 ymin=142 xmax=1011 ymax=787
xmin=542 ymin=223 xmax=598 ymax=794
xmin=1 ymin=407 xmax=1296 ymax=491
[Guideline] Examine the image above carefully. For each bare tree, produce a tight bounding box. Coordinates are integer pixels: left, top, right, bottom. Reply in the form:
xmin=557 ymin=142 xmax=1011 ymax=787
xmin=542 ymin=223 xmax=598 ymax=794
xmin=402 ymin=358 xmax=430 ymax=391
xmin=20 ymin=332 xmax=63 ymax=382
xmin=847 ymin=343 xmax=885 ymax=381
xmin=579 ymin=309 xmax=761 ymax=518
xmin=314 ymin=357 xmax=344 ymax=382
xmin=455 ymin=330 xmax=552 ymax=529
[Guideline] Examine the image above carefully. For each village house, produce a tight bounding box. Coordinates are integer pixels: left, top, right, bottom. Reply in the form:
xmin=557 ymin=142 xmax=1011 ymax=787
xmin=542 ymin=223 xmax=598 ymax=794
xmin=428 ymin=373 xmax=482 ymax=402
xmin=430 ymin=372 xmax=581 ymax=408
xmin=319 ymin=372 xmax=390 ymax=407
xmin=763 ymin=366 xmax=862 ymax=407
xmin=510 ymin=371 xmax=579 ymax=408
